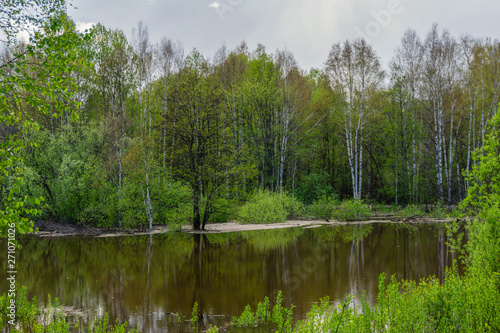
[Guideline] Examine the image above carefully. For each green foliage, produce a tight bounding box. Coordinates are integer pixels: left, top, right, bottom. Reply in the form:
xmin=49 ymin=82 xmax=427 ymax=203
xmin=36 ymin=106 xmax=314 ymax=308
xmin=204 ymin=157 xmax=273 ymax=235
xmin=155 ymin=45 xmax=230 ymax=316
xmin=207 ymin=324 xmax=219 ymax=333
xmin=204 ymin=197 xmax=235 ymax=223
xmin=216 ymin=262 xmax=500 ymax=332
xmin=296 ymin=172 xmax=334 ymax=205
xmin=154 ymin=181 xmax=193 ymax=230
xmin=294 ymin=296 xmax=367 ymax=333
xmin=82 ymin=313 xmax=134 ymax=333
xmin=429 ymin=204 xmax=447 ymax=219
xmin=371 ymin=203 xmax=392 ymax=213
xmin=0 ymin=286 xmax=136 ymax=332
xmin=190 ymin=301 xmax=199 ymax=326
xmin=238 ymin=190 xmax=304 ymax=224
xmin=308 ymin=196 xmax=339 ymax=221
xmin=467 ymin=204 xmax=500 ymax=274
xmin=332 ymin=199 xmax=372 ymax=221
xmin=1 ymin=0 xmax=66 ymax=42
xmin=0 ymin=286 xmax=38 ymax=331
xmin=0 ymin=12 xmax=90 ymax=236
xmin=231 ymin=291 xmax=293 ymax=332
xmin=23 ymin=123 xmax=110 ymax=225
xmin=462 ymin=111 xmax=500 ymax=213
xmin=396 ymin=204 xmax=424 ymax=218
xmin=255 ymin=296 xmax=272 ymax=324
xmin=272 ymin=291 xmax=294 ymax=333
xmin=232 ymin=304 xmax=258 ymax=327
xmin=280 ymin=192 xmax=305 ymax=220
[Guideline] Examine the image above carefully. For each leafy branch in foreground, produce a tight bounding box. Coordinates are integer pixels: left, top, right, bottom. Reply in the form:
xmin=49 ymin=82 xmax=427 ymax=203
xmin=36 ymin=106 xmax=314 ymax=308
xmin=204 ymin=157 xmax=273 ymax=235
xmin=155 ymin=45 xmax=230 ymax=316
xmin=0 ymin=10 xmax=90 ymax=236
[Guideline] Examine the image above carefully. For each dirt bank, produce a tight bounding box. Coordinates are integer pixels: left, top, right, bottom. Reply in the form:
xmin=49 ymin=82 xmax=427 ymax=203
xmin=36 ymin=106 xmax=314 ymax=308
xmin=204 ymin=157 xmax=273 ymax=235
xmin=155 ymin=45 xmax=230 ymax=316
xmin=32 ymin=215 xmax=458 ymax=238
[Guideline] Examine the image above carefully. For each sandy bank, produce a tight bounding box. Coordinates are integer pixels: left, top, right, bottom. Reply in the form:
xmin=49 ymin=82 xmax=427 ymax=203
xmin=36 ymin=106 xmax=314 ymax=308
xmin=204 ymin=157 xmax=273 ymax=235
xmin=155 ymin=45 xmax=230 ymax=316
xmin=32 ymin=216 xmax=458 ymax=238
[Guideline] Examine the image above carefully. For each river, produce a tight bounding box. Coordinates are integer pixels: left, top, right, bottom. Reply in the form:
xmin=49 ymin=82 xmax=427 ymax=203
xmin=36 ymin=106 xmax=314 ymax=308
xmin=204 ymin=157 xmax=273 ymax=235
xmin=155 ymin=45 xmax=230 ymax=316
xmin=0 ymin=222 xmax=462 ymax=332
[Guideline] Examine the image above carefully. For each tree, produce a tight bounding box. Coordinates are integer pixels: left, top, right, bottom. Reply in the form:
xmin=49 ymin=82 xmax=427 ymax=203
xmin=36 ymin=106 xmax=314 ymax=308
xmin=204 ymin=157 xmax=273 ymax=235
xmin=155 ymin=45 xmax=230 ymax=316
xmin=325 ymin=39 xmax=384 ymax=200
xmin=0 ymin=0 xmax=65 ymax=43
xmin=156 ymin=37 xmax=183 ymax=190
xmin=461 ymin=108 xmax=500 ymax=212
xmin=390 ymin=29 xmax=424 ymax=204
xmin=82 ymin=24 xmax=136 ymax=228
xmin=169 ymin=50 xmax=226 ymax=230
xmin=238 ymin=51 xmax=282 ymax=191
xmin=132 ymin=21 xmax=156 ymax=229
xmin=0 ymin=9 xmax=89 ymax=235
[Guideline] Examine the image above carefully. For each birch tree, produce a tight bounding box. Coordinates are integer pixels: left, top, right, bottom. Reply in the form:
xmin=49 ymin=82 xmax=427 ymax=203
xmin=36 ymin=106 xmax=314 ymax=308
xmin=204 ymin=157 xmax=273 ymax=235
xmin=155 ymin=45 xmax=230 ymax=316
xmin=85 ymin=24 xmax=135 ymax=227
xmin=422 ymin=25 xmax=464 ymax=204
xmin=390 ymin=29 xmax=424 ymax=203
xmin=325 ymin=39 xmax=384 ymax=200
xmin=156 ymin=37 xmax=183 ymax=189
xmin=460 ymin=35 xmax=480 ymax=194
xmin=422 ymin=25 xmax=447 ymax=203
xmin=275 ymin=49 xmax=303 ymax=193
xmin=132 ymin=21 xmax=155 ymax=229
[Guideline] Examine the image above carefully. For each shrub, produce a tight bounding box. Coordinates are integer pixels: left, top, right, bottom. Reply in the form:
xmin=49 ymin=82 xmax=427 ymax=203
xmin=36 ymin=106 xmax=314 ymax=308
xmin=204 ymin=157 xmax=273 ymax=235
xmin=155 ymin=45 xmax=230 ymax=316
xmin=206 ymin=197 xmax=236 ymax=223
xmin=231 ymin=291 xmax=293 ymax=331
xmin=281 ymin=193 xmax=305 ymax=219
xmin=190 ymin=301 xmax=199 ymax=326
xmin=232 ymin=305 xmax=258 ymax=327
xmin=238 ymin=190 xmax=304 ymax=224
xmin=296 ymin=172 xmax=333 ymax=205
xmin=207 ymin=324 xmax=219 ymax=333
xmin=397 ymin=204 xmax=424 ymax=218
xmin=308 ymin=196 xmax=339 ymax=221
xmin=332 ymin=199 xmax=372 ymax=221
xmin=156 ymin=182 xmax=193 ymax=230
xmin=429 ymin=204 xmax=447 ymax=219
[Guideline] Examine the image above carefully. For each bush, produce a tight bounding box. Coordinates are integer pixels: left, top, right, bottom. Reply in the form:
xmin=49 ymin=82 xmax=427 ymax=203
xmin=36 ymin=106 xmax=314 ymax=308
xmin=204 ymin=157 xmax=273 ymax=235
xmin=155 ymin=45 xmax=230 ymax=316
xmin=332 ymin=199 xmax=372 ymax=221
xmin=206 ymin=197 xmax=237 ymax=223
xmin=397 ymin=204 xmax=424 ymax=218
xmin=308 ymin=196 xmax=339 ymax=221
xmin=231 ymin=291 xmax=293 ymax=331
xmin=429 ymin=204 xmax=447 ymax=219
xmin=296 ymin=172 xmax=333 ymax=205
xmin=238 ymin=190 xmax=304 ymax=224
xmin=233 ymin=305 xmax=258 ymax=327
xmin=156 ymin=181 xmax=193 ymax=230
xmin=281 ymin=193 xmax=305 ymax=219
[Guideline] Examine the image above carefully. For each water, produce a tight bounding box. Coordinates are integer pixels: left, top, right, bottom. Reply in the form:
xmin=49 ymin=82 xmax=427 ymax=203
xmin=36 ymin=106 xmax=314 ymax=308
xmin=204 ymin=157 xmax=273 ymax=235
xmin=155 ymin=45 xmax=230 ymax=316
xmin=0 ymin=223 xmax=462 ymax=332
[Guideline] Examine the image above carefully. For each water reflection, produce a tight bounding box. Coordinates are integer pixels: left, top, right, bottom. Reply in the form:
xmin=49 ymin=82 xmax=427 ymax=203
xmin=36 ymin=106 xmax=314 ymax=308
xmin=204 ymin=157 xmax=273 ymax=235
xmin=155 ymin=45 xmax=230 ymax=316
xmin=0 ymin=223 xmax=461 ymax=332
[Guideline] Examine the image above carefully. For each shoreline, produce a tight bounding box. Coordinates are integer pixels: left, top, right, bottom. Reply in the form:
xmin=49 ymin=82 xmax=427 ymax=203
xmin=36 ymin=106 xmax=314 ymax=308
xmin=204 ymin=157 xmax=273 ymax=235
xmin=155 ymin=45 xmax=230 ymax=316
xmin=31 ymin=216 xmax=459 ymax=238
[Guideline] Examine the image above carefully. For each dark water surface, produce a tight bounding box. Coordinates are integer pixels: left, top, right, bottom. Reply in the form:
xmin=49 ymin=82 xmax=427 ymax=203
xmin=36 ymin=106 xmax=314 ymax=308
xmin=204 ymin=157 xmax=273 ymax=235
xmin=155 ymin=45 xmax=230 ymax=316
xmin=1 ymin=223 xmax=461 ymax=332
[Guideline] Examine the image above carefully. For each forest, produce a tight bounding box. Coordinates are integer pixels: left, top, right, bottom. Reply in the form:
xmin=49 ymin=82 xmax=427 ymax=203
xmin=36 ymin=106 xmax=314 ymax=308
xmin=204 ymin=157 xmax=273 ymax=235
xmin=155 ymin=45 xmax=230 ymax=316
xmin=2 ymin=8 xmax=500 ymax=231
xmin=2 ymin=1 xmax=500 ymax=332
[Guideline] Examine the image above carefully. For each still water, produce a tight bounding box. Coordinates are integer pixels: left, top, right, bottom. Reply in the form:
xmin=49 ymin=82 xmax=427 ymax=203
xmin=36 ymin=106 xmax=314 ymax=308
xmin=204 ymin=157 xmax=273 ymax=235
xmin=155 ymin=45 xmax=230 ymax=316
xmin=1 ymin=223 xmax=461 ymax=331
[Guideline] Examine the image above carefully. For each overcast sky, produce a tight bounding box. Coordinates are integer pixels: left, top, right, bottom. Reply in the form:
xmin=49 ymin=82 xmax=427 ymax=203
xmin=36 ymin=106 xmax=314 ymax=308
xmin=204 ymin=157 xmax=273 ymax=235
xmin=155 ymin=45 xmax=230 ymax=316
xmin=68 ymin=0 xmax=500 ymax=71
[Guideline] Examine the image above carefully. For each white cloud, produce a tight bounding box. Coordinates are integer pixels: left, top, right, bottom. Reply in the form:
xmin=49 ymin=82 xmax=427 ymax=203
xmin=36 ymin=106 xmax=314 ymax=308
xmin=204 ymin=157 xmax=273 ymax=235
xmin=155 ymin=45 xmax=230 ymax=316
xmin=208 ymin=2 xmax=221 ymax=8
xmin=75 ymin=21 xmax=95 ymax=33
xmin=16 ymin=30 xmax=30 ymax=43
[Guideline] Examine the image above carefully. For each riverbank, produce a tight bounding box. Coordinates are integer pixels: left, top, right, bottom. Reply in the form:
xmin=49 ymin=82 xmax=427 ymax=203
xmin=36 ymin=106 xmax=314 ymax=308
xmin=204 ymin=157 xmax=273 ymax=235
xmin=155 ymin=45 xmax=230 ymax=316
xmin=33 ymin=215 xmax=461 ymax=238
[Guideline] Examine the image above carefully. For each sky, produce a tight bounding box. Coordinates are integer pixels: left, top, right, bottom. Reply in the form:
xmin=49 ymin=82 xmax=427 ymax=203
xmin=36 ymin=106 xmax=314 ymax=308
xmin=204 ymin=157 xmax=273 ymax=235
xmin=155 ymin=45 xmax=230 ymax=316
xmin=68 ymin=0 xmax=500 ymax=72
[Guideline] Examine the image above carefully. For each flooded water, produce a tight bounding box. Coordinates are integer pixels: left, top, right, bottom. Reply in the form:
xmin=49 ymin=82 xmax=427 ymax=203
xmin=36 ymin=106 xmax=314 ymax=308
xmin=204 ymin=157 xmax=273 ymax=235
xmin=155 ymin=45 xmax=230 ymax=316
xmin=1 ymin=223 xmax=462 ymax=332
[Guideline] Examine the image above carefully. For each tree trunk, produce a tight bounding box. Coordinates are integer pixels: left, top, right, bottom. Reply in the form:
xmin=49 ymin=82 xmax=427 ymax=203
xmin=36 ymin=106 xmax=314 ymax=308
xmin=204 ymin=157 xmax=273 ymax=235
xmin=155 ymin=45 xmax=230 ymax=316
xmin=192 ymin=185 xmax=201 ymax=230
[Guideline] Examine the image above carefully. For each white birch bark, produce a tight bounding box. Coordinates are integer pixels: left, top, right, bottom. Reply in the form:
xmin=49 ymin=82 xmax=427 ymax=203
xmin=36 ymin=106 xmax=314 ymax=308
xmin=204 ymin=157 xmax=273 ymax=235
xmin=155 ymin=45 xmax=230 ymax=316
xmin=325 ymin=39 xmax=383 ymax=201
